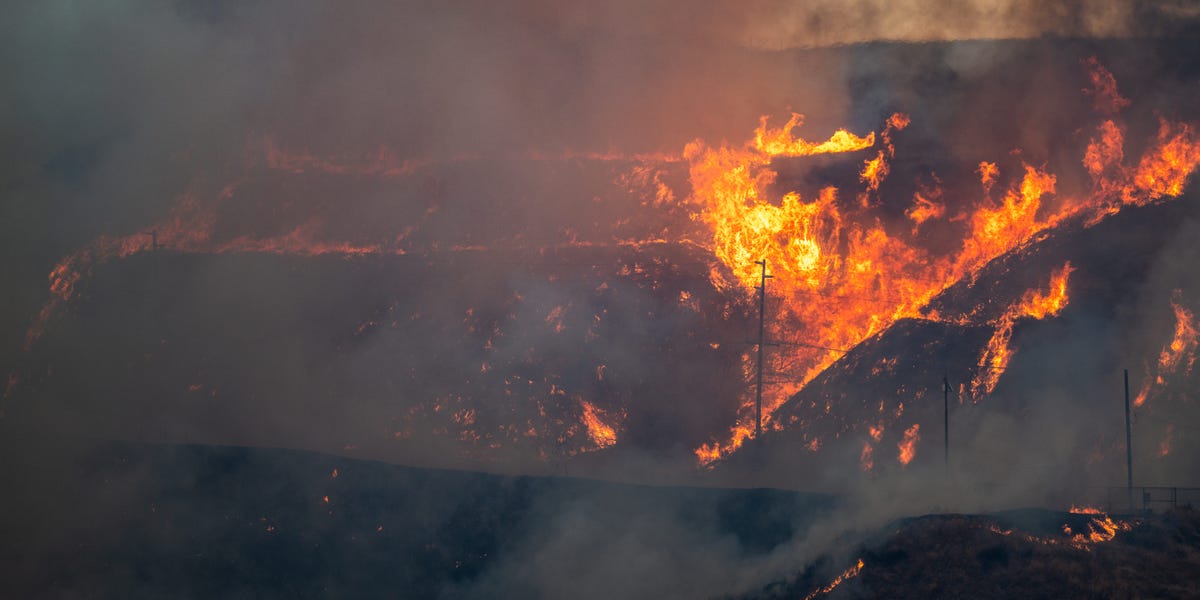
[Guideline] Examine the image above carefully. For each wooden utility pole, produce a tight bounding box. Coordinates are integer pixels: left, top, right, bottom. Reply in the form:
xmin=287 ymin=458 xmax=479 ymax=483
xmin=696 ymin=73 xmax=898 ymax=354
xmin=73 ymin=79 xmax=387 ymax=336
xmin=1124 ymin=368 xmax=1133 ymax=511
xmin=144 ymin=230 xmax=161 ymax=252
xmin=943 ymin=374 xmax=950 ymax=470
xmin=755 ymin=260 xmax=772 ymax=439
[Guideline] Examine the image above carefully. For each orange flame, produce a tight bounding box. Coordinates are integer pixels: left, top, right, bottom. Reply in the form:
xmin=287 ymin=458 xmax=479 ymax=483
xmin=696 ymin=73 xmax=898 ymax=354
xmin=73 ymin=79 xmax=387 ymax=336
xmin=859 ymin=113 xmax=910 ymax=200
xmin=897 ymin=424 xmax=920 ymax=466
xmin=859 ymin=442 xmax=874 ymax=472
xmin=906 ymin=190 xmax=945 ymax=231
xmin=1066 ymin=515 xmax=1132 ymax=547
xmin=1134 ymin=291 xmax=1198 ymax=408
xmin=1082 ymin=56 xmax=1131 ymax=115
xmin=972 ymin=262 xmax=1074 ymax=397
xmin=578 ymin=398 xmax=618 ymax=449
xmin=978 ymin=161 xmax=999 ymax=193
xmin=688 ymin=62 xmax=1200 ymax=463
xmin=753 ymin=113 xmax=876 ymax=156
xmin=803 ymin=558 xmax=864 ymax=600
xmin=23 ymin=59 xmax=1200 ymax=469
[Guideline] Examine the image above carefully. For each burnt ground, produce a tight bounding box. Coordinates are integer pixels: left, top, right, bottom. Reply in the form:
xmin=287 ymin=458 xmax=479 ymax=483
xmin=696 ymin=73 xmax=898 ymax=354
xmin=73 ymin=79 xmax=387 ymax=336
xmin=745 ymin=510 xmax=1200 ymax=600
xmin=0 ymin=438 xmax=833 ymax=598
xmin=4 ymin=438 xmax=1200 ymax=599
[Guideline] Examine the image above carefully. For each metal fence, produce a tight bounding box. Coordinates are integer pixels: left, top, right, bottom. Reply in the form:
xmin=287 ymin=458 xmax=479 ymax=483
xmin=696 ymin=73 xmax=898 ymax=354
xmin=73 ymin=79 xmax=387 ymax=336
xmin=1104 ymin=486 xmax=1200 ymax=513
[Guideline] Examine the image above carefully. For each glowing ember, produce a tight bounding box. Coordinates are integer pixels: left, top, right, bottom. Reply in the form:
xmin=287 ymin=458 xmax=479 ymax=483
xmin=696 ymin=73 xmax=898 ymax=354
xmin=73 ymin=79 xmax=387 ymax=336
xmin=578 ymin=398 xmax=618 ymax=449
xmin=859 ymin=442 xmax=875 ymax=472
xmin=897 ymin=424 xmax=920 ymax=466
xmin=1159 ymin=424 xmax=1174 ymax=457
xmin=803 ymin=558 xmax=864 ymax=600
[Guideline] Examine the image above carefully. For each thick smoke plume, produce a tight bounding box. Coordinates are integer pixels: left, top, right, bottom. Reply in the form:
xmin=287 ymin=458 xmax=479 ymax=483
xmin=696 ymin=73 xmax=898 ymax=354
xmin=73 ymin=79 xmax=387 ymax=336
xmin=3 ymin=2 xmax=1200 ymax=597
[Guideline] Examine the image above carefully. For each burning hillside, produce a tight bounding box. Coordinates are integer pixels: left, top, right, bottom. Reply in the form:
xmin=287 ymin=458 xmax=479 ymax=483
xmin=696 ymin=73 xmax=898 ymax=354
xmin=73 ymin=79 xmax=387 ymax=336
xmin=9 ymin=50 xmax=1200 ymax=483
xmin=10 ymin=3 xmax=1200 ymax=599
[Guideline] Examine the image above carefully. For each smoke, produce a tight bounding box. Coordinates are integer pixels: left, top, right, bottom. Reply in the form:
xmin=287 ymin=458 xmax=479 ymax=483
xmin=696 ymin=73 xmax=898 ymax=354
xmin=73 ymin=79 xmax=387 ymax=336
xmin=3 ymin=2 xmax=1200 ymax=596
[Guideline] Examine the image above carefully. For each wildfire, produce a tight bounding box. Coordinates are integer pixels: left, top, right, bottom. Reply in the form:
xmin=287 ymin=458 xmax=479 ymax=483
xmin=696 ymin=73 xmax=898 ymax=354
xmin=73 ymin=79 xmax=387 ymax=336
xmin=578 ymin=398 xmax=618 ymax=449
xmin=972 ymin=263 xmax=1073 ymax=397
xmin=987 ymin=509 xmax=1134 ymax=551
xmin=803 ymin=558 xmax=864 ymax=600
xmin=906 ymin=190 xmax=945 ymax=232
xmin=978 ymin=161 xmax=999 ymax=193
xmin=1134 ymin=291 xmax=1199 ymax=408
xmin=859 ymin=442 xmax=874 ymax=471
xmin=20 ymin=56 xmax=1200 ymax=469
xmin=686 ymin=57 xmax=1200 ymax=464
xmin=860 ymin=112 xmax=910 ymax=200
xmin=1159 ymin=424 xmax=1174 ymax=457
xmin=753 ymin=113 xmax=876 ymax=157
xmin=1062 ymin=515 xmax=1133 ymax=548
xmin=897 ymin=424 xmax=920 ymax=466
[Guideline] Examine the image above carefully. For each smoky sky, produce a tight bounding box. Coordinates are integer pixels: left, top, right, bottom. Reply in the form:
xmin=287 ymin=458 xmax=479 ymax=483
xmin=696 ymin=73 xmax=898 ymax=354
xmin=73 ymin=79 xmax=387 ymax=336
xmin=2 ymin=0 xmax=1200 ymax=482
xmin=4 ymin=4 xmax=1200 ymax=598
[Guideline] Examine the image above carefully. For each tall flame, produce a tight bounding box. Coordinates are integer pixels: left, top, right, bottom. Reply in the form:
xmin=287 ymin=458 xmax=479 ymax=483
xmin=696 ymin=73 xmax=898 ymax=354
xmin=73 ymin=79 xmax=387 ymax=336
xmin=1134 ymin=291 xmax=1198 ymax=408
xmin=972 ymin=262 xmax=1074 ymax=397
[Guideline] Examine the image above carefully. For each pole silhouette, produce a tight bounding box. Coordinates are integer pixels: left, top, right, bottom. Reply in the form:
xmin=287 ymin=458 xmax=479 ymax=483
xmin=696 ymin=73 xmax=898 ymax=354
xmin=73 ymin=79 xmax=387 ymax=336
xmin=755 ymin=260 xmax=772 ymax=439
xmin=943 ymin=374 xmax=950 ymax=470
xmin=1125 ymin=368 xmax=1133 ymax=511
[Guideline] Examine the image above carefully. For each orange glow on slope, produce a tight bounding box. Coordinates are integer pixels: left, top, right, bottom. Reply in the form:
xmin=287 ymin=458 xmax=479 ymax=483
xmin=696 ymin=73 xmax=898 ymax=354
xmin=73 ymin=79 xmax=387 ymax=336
xmin=972 ymin=263 xmax=1073 ymax=397
xmin=1158 ymin=424 xmax=1174 ymax=458
xmin=1063 ymin=514 xmax=1133 ymax=548
xmin=897 ymin=424 xmax=920 ymax=466
xmin=995 ymin=507 xmax=1134 ymax=550
xmin=859 ymin=442 xmax=875 ymax=472
xmin=954 ymin=165 xmax=1058 ymax=274
xmin=23 ymin=58 xmax=1200 ymax=469
xmin=803 ymin=559 xmax=864 ymax=600
xmin=687 ymin=60 xmax=1200 ymax=463
xmin=578 ymin=398 xmax=618 ymax=449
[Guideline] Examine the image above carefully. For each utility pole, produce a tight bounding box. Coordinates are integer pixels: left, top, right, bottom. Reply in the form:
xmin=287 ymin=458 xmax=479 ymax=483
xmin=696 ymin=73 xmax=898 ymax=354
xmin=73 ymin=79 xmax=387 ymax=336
xmin=1124 ymin=368 xmax=1133 ymax=511
xmin=943 ymin=374 xmax=950 ymax=470
xmin=755 ymin=260 xmax=772 ymax=439
xmin=144 ymin=230 xmax=160 ymax=252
